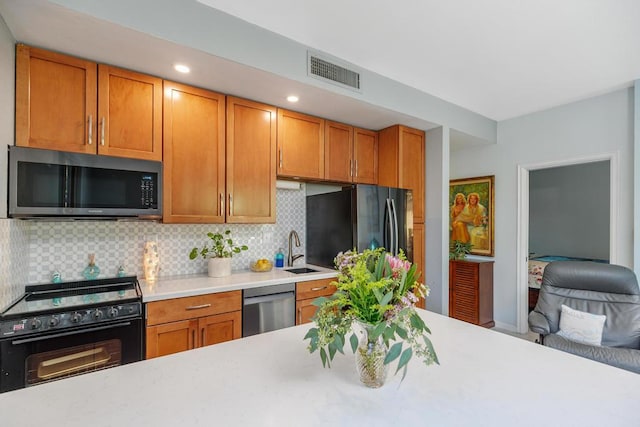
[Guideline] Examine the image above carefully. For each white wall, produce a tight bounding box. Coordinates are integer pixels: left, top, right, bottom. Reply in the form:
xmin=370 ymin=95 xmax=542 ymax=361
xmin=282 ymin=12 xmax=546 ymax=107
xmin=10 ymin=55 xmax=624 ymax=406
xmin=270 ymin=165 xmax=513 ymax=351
xmin=451 ymin=88 xmax=634 ymax=328
xmin=0 ymin=12 xmax=13 ymax=218
xmin=529 ymin=161 xmax=610 ymax=260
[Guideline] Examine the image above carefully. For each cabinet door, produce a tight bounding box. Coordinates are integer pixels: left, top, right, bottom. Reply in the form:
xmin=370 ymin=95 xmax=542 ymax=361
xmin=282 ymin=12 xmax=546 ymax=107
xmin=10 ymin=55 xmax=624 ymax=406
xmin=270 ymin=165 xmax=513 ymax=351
xmin=146 ymin=319 xmax=198 ymax=359
xmin=353 ymin=128 xmax=378 ymax=184
xmin=324 ymin=121 xmax=353 ymax=183
xmin=277 ymin=109 xmax=325 ymax=179
xmin=413 ymin=223 xmax=426 ymax=309
xmin=398 ymin=126 xmax=425 ymax=223
xmin=296 ymin=298 xmax=319 ymax=325
xmin=226 ymin=97 xmax=277 ymax=223
xmin=376 ymin=126 xmax=400 ymax=188
xmin=449 ymin=261 xmax=479 ymax=324
xmin=97 ymin=65 xmax=162 ymax=160
xmin=199 ymin=311 xmax=242 ymax=347
xmin=15 ymin=45 xmax=97 ymax=154
xmin=163 ymin=81 xmax=226 ymax=223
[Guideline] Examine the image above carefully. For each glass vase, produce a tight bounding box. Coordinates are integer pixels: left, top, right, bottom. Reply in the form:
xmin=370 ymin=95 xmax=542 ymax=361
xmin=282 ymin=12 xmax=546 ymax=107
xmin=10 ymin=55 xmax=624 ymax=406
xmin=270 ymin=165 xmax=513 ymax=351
xmin=355 ymin=321 xmax=389 ymax=388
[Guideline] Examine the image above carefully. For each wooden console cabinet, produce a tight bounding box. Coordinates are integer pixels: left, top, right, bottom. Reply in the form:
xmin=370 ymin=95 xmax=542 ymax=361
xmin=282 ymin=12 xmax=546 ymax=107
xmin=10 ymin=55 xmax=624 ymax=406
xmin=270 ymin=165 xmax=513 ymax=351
xmin=449 ymin=260 xmax=494 ymax=328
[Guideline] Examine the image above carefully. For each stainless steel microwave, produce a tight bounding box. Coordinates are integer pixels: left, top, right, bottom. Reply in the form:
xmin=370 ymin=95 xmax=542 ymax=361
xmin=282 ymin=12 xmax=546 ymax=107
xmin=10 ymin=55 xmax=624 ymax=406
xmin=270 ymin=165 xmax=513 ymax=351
xmin=8 ymin=146 xmax=162 ymax=219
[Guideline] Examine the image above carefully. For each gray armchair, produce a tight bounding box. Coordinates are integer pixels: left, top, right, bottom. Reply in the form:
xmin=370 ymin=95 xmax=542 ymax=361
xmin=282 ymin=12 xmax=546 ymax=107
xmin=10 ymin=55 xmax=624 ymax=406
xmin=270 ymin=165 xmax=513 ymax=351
xmin=528 ymin=261 xmax=640 ymax=374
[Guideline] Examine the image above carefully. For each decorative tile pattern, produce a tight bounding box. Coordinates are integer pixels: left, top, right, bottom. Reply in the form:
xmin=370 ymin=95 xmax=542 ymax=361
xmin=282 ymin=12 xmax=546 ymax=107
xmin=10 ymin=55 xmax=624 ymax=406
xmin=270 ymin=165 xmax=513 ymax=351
xmin=0 ymin=219 xmax=29 ymax=309
xmin=21 ymin=188 xmax=308 ymax=284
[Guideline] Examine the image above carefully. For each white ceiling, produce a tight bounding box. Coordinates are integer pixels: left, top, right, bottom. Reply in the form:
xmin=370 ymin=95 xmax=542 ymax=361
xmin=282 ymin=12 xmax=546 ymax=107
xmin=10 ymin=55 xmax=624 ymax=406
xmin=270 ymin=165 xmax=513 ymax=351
xmin=197 ymin=0 xmax=640 ymax=121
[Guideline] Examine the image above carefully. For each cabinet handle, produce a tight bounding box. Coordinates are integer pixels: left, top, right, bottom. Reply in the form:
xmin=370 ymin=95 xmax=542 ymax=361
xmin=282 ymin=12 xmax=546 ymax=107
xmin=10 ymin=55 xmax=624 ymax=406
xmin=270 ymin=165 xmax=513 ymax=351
xmin=87 ymin=115 xmax=93 ymax=145
xmin=186 ymin=304 xmax=211 ymax=310
xmin=228 ymin=194 xmax=233 ymax=216
xmin=355 ymin=159 xmax=358 ymax=177
xmin=100 ymin=117 xmax=105 ymax=146
xmin=279 ymin=149 xmax=283 ymax=169
xmin=311 ymin=286 xmax=327 ymax=292
xmin=220 ymin=193 xmax=224 ymax=217
xmin=298 ymin=307 xmax=302 ymax=324
xmin=349 ymin=159 xmax=353 ymax=177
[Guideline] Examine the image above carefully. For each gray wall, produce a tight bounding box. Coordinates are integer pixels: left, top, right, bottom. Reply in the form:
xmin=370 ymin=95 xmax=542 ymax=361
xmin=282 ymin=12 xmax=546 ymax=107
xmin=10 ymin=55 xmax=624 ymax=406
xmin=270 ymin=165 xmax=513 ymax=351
xmin=0 ymin=12 xmax=13 ymax=218
xmin=451 ymin=88 xmax=634 ymax=329
xmin=529 ymin=161 xmax=610 ymax=260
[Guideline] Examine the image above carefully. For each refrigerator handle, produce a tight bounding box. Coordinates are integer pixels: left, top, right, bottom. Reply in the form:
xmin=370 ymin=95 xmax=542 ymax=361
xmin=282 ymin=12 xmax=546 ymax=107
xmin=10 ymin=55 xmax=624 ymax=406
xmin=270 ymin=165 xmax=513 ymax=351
xmin=386 ymin=198 xmax=394 ymax=254
xmin=390 ymin=198 xmax=399 ymax=255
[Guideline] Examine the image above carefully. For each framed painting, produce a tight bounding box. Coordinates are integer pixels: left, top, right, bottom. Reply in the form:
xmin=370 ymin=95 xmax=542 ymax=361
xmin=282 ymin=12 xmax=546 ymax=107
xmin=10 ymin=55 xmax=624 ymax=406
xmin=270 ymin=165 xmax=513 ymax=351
xmin=449 ymin=175 xmax=495 ymax=257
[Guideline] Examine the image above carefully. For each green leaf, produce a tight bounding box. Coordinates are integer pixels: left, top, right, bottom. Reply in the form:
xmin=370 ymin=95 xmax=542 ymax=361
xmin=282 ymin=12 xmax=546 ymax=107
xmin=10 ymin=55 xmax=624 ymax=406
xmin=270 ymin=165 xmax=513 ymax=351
xmin=311 ymin=296 xmax=328 ymax=307
xmin=395 ymin=347 xmax=413 ymax=375
xmin=384 ymin=342 xmax=403 ymax=365
xmin=349 ymin=333 xmax=358 ymax=353
xmin=371 ymin=322 xmax=386 ymax=340
xmin=303 ymin=328 xmax=318 ymax=340
xmin=383 ymin=324 xmax=396 ymax=341
xmin=396 ymin=325 xmax=408 ymax=340
xmin=423 ymin=336 xmax=440 ymax=365
xmin=189 ymin=248 xmax=199 ymax=260
xmin=334 ymin=334 xmax=345 ymax=354
xmin=328 ymin=342 xmax=337 ymax=360
xmin=400 ymin=364 xmax=408 ymax=383
xmin=320 ymin=347 xmax=328 ymax=368
xmin=380 ymin=290 xmax=393 ymax=307
xmin=410 ymin=312 xmax=426 ymax=331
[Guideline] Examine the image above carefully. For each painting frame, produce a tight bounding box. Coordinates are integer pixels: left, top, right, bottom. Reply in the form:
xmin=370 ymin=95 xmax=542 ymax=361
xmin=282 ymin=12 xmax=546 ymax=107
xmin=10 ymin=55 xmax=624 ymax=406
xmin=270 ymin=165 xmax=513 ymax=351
xmin=449 ymin=175 xmax=495 ymax=257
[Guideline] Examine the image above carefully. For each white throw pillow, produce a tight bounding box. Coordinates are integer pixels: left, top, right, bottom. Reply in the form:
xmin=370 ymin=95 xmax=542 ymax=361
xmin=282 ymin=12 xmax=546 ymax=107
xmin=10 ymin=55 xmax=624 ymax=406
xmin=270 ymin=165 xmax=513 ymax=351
xmin=557 ymin=304 xmax=606 ymax=346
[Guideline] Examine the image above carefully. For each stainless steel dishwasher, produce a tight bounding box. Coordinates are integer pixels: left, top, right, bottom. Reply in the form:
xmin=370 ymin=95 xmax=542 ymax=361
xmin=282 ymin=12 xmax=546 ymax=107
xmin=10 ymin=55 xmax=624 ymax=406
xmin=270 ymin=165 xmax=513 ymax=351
xmin=242 ymin=283 xmax=296 ymax=337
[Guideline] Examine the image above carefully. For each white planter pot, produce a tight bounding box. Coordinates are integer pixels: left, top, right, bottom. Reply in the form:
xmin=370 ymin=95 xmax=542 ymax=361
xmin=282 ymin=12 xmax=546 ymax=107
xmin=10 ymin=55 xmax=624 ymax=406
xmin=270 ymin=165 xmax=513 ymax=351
xmin=208 ymin=257 xmax=232 ymax=278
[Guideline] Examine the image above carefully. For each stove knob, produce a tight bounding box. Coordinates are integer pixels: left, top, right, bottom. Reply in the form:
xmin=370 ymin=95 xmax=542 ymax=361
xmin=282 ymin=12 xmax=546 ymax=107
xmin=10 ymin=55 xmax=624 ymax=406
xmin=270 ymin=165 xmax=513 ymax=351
xmin=107 ymin=307 xmax=119 ymax=318
xmin=70 ymin=312 xmax=83 ymax=323
xmin=92 ymin=309 xmax=104 ymax=320
xmin=48 ymin=316 xmax=60 ymax=327
xmin=30 ymin=318 xmax=42 ymax=330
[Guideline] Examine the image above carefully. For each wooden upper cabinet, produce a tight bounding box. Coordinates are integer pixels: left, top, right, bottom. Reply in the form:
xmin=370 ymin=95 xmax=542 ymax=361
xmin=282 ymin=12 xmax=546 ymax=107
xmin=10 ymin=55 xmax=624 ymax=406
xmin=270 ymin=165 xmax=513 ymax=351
xmin=15 ymin=44 xmax=97 ymax=154
xmin=324 ymin=122 xmax=378 ymax=184
xmin=97 ymin=65 xmax=162 ymax=161
xmin=378 ymin=125 xmax=425 ymax=223
xmin=324 ymin=121 xmax=353 ymax=183
xmin=226 ymin=97 xmax=277 ymax=223
xmin=163 ymin=81 xmax=225 ymax=224
xmin=277 ymin=109 xmax=325 ymax=180
xmin=353 ymin=128 xmax=378 ymax=184
xmin=16 ymin=45 xmax=162 ymax=161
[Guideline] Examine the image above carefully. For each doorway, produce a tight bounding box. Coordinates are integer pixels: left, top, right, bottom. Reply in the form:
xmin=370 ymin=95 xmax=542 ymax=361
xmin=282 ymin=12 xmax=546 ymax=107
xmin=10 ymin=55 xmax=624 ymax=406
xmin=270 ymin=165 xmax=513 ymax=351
xmin=516 ymin=153 xmax=618 ymax=334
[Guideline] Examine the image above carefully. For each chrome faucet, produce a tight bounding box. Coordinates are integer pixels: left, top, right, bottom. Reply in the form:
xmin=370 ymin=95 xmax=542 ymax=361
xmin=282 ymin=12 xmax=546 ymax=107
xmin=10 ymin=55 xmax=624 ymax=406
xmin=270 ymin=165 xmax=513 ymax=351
xmin=288 ymin=230 xmax=304 ymax=267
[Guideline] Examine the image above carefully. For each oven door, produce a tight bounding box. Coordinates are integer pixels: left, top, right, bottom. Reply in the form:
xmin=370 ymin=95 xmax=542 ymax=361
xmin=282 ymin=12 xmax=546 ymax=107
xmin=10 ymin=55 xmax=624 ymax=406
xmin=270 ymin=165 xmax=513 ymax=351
xmin=0 ymin=319 xmax=142 ymax=393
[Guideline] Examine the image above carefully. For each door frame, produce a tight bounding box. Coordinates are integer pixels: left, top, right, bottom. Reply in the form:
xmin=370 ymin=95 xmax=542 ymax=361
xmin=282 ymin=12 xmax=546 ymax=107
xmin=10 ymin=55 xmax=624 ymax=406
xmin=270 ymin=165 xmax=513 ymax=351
xmin=516 ymin=152 xmax=618 ymax=334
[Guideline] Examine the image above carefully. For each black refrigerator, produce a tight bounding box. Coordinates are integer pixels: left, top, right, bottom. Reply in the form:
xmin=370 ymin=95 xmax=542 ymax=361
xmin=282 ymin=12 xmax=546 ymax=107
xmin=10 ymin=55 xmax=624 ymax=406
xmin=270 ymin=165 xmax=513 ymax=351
xmin=306 ymin=184 xmax=414 ymax=268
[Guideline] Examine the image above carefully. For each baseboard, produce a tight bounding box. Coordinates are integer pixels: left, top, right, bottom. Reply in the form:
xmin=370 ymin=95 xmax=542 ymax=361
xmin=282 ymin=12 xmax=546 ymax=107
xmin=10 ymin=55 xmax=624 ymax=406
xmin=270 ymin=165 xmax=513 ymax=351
xmin=493 ymin=320 xmax=517 ymax=332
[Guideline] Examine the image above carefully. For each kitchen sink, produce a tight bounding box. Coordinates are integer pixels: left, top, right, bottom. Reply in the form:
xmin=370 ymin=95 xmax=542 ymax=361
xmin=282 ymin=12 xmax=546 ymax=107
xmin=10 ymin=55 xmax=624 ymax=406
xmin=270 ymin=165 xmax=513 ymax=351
xmin=285 ymin=267 xmax=318 ymax=274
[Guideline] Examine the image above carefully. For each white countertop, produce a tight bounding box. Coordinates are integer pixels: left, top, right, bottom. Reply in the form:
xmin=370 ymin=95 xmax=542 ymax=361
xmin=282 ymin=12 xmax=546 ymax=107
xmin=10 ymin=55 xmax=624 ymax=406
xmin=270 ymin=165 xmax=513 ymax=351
xmin=140 ymin=264 xmax=337 ymax=302
xmin=1 ymin=310 xmax=637 ymax=426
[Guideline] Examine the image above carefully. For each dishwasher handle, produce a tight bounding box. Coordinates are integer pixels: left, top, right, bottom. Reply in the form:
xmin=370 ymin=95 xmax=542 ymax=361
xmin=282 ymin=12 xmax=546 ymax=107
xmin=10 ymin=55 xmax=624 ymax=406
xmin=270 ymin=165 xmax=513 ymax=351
xmin=243 ymin=291 xmax=294 ymax=306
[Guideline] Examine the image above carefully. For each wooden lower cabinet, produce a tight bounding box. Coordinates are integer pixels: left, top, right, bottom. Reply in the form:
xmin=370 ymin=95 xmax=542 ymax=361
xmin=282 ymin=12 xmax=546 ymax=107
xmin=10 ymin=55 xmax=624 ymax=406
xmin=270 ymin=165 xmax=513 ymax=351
xmin=295 ymin=278 xmax=337 ymax=325
xmin=412 ymin=222 xmax=425 ymax=309
xmin=145 ymin=291 xmax=242 ymax=359
xmin=449 ymin=260 xmax=494 ymax=327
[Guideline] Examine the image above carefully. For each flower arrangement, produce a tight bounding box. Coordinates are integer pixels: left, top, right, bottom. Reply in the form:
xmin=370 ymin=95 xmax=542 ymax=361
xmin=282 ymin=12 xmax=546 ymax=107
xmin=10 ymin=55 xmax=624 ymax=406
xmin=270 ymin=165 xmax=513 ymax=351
xmin=304 ymin=248 xmax=438 ymax=384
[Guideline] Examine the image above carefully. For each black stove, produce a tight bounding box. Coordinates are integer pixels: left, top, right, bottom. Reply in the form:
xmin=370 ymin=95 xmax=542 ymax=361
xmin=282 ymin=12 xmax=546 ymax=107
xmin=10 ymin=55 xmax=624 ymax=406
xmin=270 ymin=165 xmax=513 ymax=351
xmin=0 ymin=276 xmax=144 ymax=393
xmin=0 ymin=276 xmax=142 ymax=338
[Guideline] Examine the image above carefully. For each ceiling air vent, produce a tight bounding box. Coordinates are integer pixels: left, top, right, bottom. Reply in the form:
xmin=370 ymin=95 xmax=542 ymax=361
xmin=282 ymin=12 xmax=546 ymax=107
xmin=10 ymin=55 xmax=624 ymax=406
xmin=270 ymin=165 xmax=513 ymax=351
xmin=307 ymin=52 xmax=361 ymax=91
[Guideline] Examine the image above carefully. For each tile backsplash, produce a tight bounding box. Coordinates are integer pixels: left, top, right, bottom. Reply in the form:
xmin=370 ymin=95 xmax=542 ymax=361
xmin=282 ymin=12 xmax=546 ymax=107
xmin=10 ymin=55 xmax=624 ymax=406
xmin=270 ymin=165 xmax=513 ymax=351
xmin=0 ymin=187 xmax=307 ymax=309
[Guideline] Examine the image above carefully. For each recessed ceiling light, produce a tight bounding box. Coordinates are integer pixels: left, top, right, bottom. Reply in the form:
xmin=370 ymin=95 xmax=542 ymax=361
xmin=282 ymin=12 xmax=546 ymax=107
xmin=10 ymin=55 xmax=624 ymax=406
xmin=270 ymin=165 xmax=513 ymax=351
xmin=286 ymin=95 xmax=299 ymax=103
xmin=174 ymin=64 xmax=190 ymax=73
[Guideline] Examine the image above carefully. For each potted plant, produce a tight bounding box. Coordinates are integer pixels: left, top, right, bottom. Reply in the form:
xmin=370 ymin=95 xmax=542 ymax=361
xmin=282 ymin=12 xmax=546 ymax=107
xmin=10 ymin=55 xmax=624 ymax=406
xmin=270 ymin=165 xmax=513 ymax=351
xmin=449 ymin=240 xmax=473 ymax=260
xmin=189 ymin=230 xmax=248 ymax=277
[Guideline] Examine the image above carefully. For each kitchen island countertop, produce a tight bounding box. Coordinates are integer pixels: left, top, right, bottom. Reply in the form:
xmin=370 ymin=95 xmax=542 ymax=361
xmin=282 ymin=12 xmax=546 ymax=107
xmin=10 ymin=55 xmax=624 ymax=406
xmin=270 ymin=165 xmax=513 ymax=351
xmin=140 ymin=264 xmax=337 ymax=302
xmin=0 ymin=310 xmax=637 ymax=426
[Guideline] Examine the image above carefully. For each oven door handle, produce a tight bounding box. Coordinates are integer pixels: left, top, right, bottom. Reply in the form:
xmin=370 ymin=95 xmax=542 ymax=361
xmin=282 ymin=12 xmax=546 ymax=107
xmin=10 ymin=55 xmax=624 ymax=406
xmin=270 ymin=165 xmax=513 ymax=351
xmin=10 ymin=322 xmax=133 ymax=345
